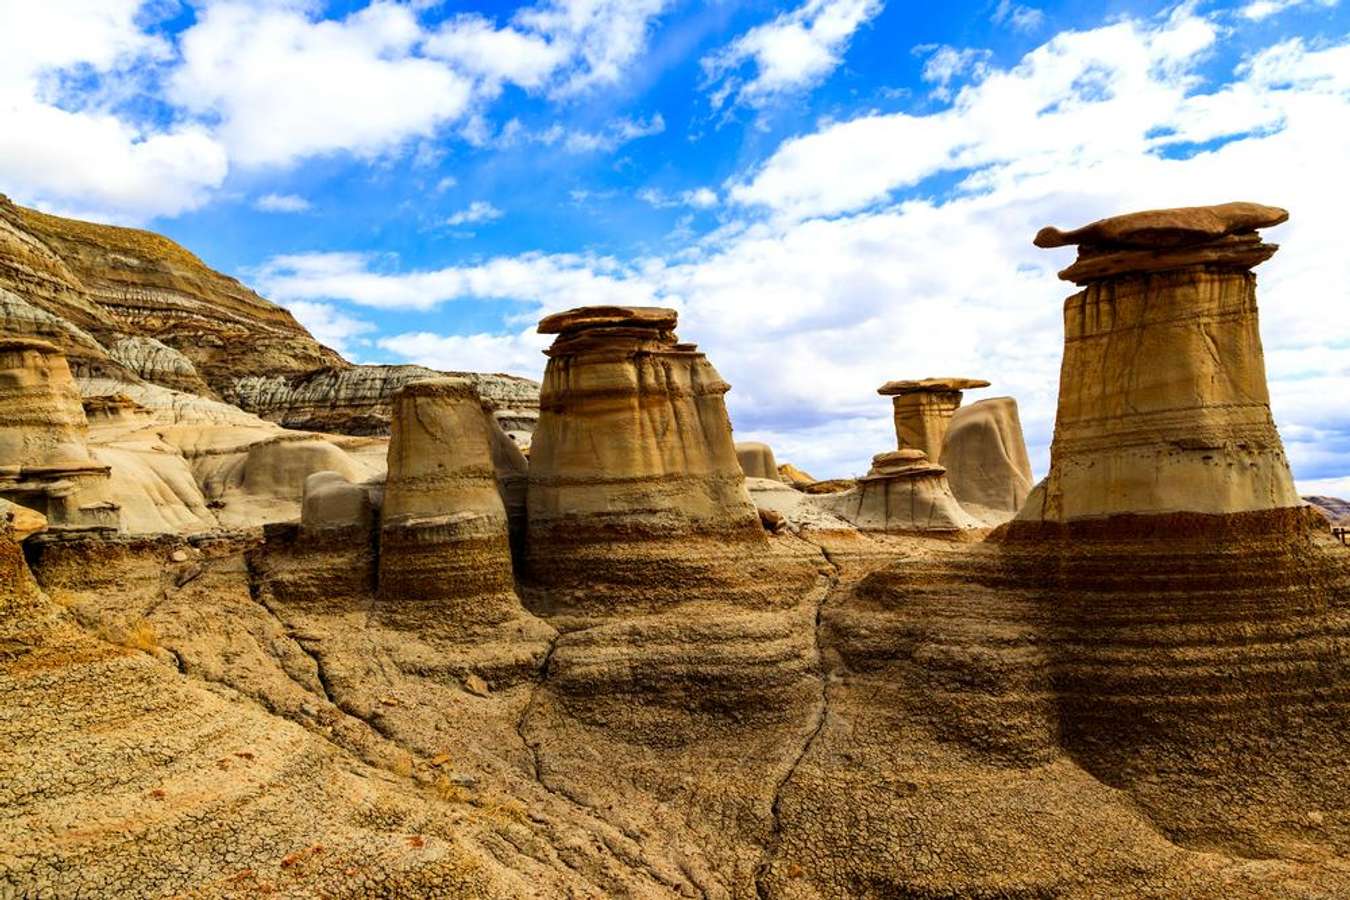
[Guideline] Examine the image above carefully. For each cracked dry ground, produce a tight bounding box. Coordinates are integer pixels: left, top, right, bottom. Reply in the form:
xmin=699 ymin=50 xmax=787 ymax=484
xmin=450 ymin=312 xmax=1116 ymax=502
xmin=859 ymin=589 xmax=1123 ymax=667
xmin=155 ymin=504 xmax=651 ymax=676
xmin=4 ymin=521 xmax=1350 ymax=898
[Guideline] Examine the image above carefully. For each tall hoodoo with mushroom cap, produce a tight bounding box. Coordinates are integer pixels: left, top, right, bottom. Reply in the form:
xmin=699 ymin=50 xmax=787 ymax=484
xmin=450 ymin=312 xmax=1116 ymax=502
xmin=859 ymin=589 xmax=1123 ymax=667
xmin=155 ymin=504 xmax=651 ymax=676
xmin=525 ymin=305 xmax=786 ymax=610
xmin=878 ymin=376 xmax=990 ymax=461
xmin=1018 ymin=201 xmax=1301 ymax=526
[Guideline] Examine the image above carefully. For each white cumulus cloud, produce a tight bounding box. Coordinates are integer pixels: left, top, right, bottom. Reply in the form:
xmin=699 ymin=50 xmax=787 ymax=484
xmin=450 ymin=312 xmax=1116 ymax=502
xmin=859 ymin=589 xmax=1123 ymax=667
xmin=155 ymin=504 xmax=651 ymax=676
xmin=259 ymin=9 xmax=1350 ymax=488
xmin=703 ymin=0 xmax=884 ymax=109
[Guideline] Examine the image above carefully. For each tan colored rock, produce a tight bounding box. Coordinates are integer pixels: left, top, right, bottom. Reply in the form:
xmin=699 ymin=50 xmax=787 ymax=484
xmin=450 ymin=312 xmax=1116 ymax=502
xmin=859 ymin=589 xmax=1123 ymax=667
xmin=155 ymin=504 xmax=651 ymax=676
xmin=736 ymin=441 xmax=779 ymax=480
xmin=525 ymin=305 xmax=778 ymax=609
xmin=1018 ymin=202 xmax=1301 ymax=524
xmin=801 ymin=477 xmax=857 ymax=494
xmin=0 ymin=497 xmax=47 ymax=541
xmin=0 ymin=337 xmax=98 ymax=467
xmin=941 ymin=397 xmax=1034 ymax=524
xmin=378 ymin=378 xmax=519 ymax=632
xmin=777 ymin=462 xmax=817 ymax=487
xmin=878 ymin=377 xmax=990 ymax=460
xmin=301 ymin=470 xmax=374 ymax=534
xmin=0 ymin=338 xmax=117 ymax=532
xmin=1033 ymin=201 xmax=1288 ymax=250
xmin=5 ymin=195 xmax=342 ymax=394
xmin=818 ymin=449 xmax=980 ymax=534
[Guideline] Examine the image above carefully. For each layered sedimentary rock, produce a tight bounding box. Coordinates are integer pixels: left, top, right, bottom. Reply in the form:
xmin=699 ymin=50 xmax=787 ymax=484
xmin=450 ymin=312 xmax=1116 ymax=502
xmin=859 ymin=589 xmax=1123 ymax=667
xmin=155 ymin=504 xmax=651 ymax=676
xmin=735 ymin=440 xmax=779 ymax=479
xmin=1307 ymin=495 xmax=1350 ymax=525
xmin=1021 ymin=201 xmax=1300 ymax=523
xmin=226 ymin=365 xmax=540 ymax=441
xmin=878 ymin=376 xmax=990 ymax=459
xmin=378 ymin=378 xmax=520 ymax=633
xmin=818 ymin=448 xmax=980 ymax=534
xmin=107 ymin=334 xmax=214 ymax=396
xmin=524 ymin=305 xmax=784 ymax=609
xmin=0 ymin=338 xmax=116 ymax=531
xmin=4 ymin=195 xmax=341 ymax=393
xmin=942 ymin=396 xmax=1035 ymax=523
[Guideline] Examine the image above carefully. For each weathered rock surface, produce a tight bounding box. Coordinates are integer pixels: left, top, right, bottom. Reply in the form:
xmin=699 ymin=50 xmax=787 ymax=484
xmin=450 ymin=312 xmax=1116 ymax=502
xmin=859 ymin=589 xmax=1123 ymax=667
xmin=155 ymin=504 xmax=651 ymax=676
xmin=1307 ymin=495 xmax=1350 ymax=525
xmin=942 ymin=396 xmax=1035 ymax=524
xmin=525 ymin=305 xmax=799 ymax=610
xmin=5 ymin=201 xmax=1350 ymax=900
xmin=1019 ymin=202 xmax=1302 ymax=523
xmin=1 ymin=195 xmax=540 ymax=443
xmin=736 ymin=440 xmax=779 ymax=479
xmin=0 ymin=496 xmax=46 ymax=541
xmin=225 ymin=365 xmax=540 ymax=442
xmin=819 ymin=448 xmax=982 ymax=534
xmin=2 ymin=194 xmax=342 ymax=391
xmin=378 ymin=378 xmax=523 ymax=635
xmin=0 ymin=338 xmax=117 ymax=531
xmin=777 ymin=461 xmax=817 ymax=487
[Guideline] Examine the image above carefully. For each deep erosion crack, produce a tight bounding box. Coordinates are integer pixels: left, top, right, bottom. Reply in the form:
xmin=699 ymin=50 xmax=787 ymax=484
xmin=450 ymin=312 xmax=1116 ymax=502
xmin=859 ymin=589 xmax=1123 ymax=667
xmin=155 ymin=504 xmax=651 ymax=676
xmin=755 ymin=539 xmax=841 ymax=899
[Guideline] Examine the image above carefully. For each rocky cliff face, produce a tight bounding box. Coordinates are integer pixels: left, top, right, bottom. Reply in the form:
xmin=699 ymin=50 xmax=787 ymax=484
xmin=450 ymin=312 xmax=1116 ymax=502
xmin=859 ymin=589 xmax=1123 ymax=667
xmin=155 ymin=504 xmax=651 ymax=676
xmin=225 ymin=365 xmax=540 ymax=441
xmin=0 ymin=194 xmax=539 ymax=436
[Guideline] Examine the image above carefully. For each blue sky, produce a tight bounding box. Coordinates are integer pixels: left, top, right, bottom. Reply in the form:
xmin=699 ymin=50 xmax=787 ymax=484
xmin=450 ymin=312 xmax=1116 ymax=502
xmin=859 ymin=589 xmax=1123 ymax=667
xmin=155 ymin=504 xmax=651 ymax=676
xmin=3 ymin=0 xmax=1348 ymax=490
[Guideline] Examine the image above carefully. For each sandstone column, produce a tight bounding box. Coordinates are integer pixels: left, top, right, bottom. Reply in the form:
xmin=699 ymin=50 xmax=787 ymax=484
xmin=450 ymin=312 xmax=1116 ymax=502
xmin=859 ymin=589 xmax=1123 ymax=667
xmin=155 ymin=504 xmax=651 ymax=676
xmin=1017 ymin=201 xmax=1301 ymax=525
xmin=735 ymin=441 xmax=778 ymax=480
xmin=377 ymin=378 xmax=518 ymax=631
xmin=878 ymin=377 xmax=990 ymax=460
xmin=525 ymin=306 xmax=777 ymax=610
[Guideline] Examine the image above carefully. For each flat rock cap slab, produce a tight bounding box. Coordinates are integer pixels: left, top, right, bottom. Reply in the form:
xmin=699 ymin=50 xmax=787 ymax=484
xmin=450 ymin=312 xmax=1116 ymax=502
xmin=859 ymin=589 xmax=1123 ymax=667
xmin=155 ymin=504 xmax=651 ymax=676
xmin=538 ymin=305 xmax=679 ymax=334
xmin=394 ymin=377 xmax=479 ymax=400
xmin=1034 ymin=201 xmax=1288 ymax=250
xmin=878 ymin=377 xmax=991 ymax=396
xmin=872 ymin=449 xmax=929 ymax=466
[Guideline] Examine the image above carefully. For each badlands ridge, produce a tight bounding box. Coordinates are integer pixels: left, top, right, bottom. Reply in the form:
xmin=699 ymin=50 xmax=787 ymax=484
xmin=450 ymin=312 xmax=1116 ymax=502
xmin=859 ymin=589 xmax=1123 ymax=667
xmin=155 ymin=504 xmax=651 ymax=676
xmin=2 ymin=198 xmax=1349 ymax=898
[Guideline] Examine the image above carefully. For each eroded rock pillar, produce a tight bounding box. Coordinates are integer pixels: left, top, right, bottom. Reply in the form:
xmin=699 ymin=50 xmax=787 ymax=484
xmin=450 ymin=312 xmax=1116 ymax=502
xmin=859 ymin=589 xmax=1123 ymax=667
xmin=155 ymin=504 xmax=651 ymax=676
xmin=818 ymin=449 xmax=979 ymax=534
xmin=1018 ymin=201 xmax=1301 ymax=525
xmin=878 ymin=377 xmax=990 ymax=460
xmin=525 ymin=305 xmax=777 ymax=610
xmin=377 ymin=378 xmax=518 ymax=630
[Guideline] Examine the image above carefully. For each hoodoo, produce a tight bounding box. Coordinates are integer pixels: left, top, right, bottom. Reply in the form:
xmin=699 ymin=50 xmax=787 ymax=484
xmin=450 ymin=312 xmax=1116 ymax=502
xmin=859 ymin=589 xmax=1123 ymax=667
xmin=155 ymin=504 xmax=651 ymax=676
xmin=378 ymin=378 xmax=519 ymax=631
xmin=736 ymin=440 xmax=779 ymax=480
xmin=942 ymin=396 xmax=1035 ymax=523
xmin=0 ymin=338 xmax=117 ymax=531
xmin=1020 ymin=201 xmax=1302 ymax=524
xmin=525 ymin=305 xmax=770 ymax=608
xmin=819 ymin=447 xmax=979 ymax=534
xmin=877 ymin=376 xmax=990 ymax=460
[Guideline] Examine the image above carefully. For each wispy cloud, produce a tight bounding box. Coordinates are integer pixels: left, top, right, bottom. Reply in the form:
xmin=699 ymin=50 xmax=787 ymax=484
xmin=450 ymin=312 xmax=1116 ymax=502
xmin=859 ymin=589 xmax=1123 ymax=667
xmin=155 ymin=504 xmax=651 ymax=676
xmin=445 ymin=200 xmax=503 ymax=226
xmin=254 ymin=193 xmax=311 ymax=213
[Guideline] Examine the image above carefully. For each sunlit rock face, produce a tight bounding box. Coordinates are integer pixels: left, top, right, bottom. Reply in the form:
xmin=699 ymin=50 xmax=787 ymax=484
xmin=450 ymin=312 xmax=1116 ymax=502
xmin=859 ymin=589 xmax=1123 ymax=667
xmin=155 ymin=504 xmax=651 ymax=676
xmin=524 ymin=305 xmax=782 ymax=612
xmin=377 ymin=378 xmax=520 ymax=634
xmin=1019 ymin=201 xmax=1302 ymax=523
xmin=942 ymin=396 xmax=1035 ymax=524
